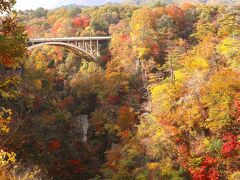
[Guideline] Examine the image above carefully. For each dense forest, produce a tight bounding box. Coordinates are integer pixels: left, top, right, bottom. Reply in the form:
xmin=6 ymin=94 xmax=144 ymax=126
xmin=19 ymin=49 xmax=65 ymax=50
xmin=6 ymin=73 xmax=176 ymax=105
xmin=0 ymin=0 xmax=239 ymax=179
xmin=124 ymin=0 xmax=240 ymax=5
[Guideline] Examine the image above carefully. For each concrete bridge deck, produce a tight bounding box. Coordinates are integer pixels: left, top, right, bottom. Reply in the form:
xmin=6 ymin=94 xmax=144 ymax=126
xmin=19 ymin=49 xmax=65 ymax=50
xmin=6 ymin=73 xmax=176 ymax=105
xmin=29 ymin=36 xmax=111 ymax=42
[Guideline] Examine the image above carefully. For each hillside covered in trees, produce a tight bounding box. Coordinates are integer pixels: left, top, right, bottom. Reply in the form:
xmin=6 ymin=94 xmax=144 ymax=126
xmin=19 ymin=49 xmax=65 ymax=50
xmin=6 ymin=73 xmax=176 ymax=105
xmin=124 ymin=0 xmax=240 ymax=5
xmin=0 ymin=0 xmax=239 ymax=179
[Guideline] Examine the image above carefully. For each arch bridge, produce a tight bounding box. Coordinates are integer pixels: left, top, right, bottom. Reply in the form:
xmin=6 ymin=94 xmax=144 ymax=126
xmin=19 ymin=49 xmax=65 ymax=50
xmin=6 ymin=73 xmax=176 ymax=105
xmin=28 ymin=36 xmax=111 ymax=61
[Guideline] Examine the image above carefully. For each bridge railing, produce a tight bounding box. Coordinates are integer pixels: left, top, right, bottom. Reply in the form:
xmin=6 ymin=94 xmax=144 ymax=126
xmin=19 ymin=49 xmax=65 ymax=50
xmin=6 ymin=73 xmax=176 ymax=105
xmin=29 ymin=36 xmax=111 ymax=42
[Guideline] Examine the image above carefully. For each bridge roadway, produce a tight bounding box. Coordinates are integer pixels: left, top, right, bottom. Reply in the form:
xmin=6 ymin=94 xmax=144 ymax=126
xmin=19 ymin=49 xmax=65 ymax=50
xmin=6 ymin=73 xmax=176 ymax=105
xmin=29 ymin=36 xmax=111 ymax=42
xmin=28 ymin=36 xmax=111 ymax=61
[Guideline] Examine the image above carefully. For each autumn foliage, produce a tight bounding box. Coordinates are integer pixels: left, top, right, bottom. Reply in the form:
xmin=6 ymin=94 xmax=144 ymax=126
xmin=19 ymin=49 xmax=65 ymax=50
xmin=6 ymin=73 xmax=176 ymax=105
xmin=1 ymin=1 xmax=240 ymax=180
xmin=48 ymin=139 xmax=61 ymax=151
xmin=73 ymin=16 xmax=90 ymax=28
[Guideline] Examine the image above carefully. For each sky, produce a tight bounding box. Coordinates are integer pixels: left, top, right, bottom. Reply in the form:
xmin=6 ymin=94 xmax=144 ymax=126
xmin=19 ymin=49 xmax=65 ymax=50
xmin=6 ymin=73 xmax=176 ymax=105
xmin=14 ymin=0 xmax=122 ymax=10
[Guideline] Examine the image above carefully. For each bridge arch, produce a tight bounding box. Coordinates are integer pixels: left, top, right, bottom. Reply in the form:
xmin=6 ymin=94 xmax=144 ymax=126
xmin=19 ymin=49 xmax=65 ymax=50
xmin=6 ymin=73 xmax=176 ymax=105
xmin=28 ymin=42 xmax=97 ymax=61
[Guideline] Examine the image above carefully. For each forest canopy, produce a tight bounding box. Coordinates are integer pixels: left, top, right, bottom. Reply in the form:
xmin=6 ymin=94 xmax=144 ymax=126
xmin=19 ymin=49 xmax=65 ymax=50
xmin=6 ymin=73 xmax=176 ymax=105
xmin=0 ymin=0 xmax=239 ymax=179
